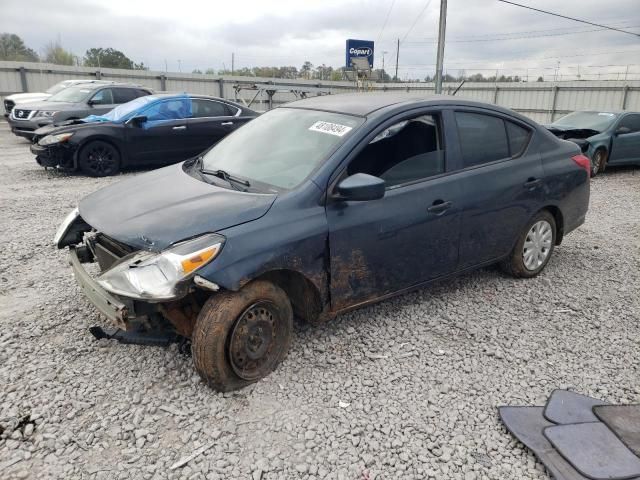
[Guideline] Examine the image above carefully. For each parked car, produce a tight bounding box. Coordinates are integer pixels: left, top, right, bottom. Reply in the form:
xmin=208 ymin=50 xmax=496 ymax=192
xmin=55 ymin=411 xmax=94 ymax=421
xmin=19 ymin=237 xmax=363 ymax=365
xmin=54 ymin=93 xmax=590 ymax=391
xmin=3 ymin=79 xmax=114 ymax=118
xmin=30 ymin=94 xmax=258 ymax=176
xmin=546 ymin=110 xmax=640 ymax=176
xmin=8 ymin=82 xmax=152 ymax=139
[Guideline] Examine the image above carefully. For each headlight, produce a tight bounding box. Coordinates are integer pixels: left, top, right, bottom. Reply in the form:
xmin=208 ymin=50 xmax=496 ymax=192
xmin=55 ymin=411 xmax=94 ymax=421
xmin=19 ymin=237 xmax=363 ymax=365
xmin=53 ymin=207 xmax=79 ymax=247
xmin=39 ymin=133 xmax=74 ymax=146
xmin=97 ymin=233 xmax=224 ymax=300
xmin=37 ymin=110 xmax=58 ymax=117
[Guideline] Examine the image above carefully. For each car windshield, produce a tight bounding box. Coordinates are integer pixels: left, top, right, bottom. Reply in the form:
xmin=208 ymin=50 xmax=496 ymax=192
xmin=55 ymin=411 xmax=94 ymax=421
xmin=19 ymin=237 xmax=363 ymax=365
xmin=47 ymin=86 xmax=93 ymax=103
xmin=200 ymin=108 xmax=364 ymax=190
xmin=552 ymin=111 xmax=619 ymax=132
xmin=98 ymin=96 xmax=158 ymax=122
xmin=45 ymin=81 xmax=73 ymax=95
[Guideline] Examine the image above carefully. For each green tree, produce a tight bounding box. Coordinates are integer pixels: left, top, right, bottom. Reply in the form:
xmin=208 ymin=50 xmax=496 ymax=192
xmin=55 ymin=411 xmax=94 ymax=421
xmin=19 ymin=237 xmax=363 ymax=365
xmin=84 ymin=47 xmax=135 ymax=69
xmin=44 ymin=41 xmax=74 ymax=65
xmin=0 ymin=33 xmax=38 ymax=62
xmin=300 ymin=61 xmax=313 ymax=79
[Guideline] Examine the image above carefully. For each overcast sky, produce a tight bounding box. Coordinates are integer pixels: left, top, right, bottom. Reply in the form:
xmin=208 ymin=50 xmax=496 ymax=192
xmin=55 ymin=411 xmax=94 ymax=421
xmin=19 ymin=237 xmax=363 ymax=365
xmin=1 ymin=0 xmax=639 ymax=80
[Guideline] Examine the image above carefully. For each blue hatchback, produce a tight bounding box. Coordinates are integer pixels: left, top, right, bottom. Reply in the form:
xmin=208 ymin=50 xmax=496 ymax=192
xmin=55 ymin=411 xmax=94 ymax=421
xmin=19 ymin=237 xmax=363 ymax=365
xmin=54 ymin=93 xmax=590 ymax=390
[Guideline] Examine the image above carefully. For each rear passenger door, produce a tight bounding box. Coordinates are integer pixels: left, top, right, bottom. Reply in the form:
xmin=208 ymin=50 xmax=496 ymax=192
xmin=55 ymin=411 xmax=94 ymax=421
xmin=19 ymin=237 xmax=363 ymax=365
xmin=186 ymin=99 xmax=238 ymax=155
xmin=610 ymin=114 xmax=640 ymax=164
xmin=449 ymin=110 xmax=542 ymax=269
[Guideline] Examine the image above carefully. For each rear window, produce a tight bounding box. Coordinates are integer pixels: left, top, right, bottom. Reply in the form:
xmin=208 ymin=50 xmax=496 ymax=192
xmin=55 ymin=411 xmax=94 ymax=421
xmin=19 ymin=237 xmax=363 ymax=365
xmin=113 ymin=88 xmax=139 ymax=104
xmin=455 ymin=112 xmax=509 ymax=167
xmin=506 ymin=121 xmax=531 ymax=156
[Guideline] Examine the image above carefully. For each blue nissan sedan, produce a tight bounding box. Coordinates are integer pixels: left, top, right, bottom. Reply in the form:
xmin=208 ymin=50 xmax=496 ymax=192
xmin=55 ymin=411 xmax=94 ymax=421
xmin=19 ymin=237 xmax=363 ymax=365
xmin=54 ymin=93 xmax=590 ymax=391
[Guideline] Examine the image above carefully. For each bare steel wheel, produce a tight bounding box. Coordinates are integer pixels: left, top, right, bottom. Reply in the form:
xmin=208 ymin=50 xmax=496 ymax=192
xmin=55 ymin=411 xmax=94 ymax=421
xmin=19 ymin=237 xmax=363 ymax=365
xmin=522 ymin=220 xmax=553 ymax=271
xmin=500 ymin=210 xmax=556 ymax=278
xmin=192 ymin=280 xmax=293 ymax=391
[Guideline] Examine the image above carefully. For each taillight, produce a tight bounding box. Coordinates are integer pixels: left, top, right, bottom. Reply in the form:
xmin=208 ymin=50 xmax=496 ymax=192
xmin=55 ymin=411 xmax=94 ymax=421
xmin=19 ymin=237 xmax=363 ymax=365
xmin=572 ymin=154 xmax=591 ymax=176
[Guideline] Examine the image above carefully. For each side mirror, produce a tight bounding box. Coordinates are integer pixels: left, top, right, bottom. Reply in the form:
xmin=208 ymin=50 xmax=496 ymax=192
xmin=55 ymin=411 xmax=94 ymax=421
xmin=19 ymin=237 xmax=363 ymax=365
xmin=335 ymin=173 xmax=385 ymax=201
xmin=616 ymin=126 xmax=631 ymax=136
xmin=87 ymin=99 xmax=97 ymax=106
xmin=126 ymin=115 xmax=147 ymax=127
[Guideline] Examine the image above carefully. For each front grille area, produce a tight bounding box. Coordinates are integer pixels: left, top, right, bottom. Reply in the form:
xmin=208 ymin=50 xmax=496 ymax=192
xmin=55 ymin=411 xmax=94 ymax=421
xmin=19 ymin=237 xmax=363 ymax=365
xmin=4 ymin=99 xmax=14 ymax=114
xmin=90 ymin=233 xmax=137 ymax=272
xmin=12 ymin=108 xmax=32 ymax=120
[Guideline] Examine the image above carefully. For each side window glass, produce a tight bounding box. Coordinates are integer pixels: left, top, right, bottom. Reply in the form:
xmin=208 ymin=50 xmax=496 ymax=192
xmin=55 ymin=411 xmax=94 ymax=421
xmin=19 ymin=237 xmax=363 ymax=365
xmin=455 ymin=112 xmax=509 ymax=167
xmin=619 ymin=115 xmax=640 ymax=133
xmin=347 ymin=114 xmax=444 ymax=188
xmin=112 ymin=88 xmax=138 ymax=104
xmin=142 ymin=99 xmax=193 ymax=123
xmin=506 ymin=121 xmax=531 ymax=156
xmin=90 ymin=89 xmax=114 ymax=105
xmin=192 ymin=99 xmax=230 ymax=118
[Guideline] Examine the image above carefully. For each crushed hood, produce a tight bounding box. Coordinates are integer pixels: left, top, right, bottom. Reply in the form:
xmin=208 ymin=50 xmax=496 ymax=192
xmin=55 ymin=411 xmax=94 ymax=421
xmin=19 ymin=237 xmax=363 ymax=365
xmin=79 ymin=163 xmax=277 ymax=252
xmin=34 ymin=119 xmax=112 ymax=138
xmin=545 ymin=125 xmax=600 ymax=140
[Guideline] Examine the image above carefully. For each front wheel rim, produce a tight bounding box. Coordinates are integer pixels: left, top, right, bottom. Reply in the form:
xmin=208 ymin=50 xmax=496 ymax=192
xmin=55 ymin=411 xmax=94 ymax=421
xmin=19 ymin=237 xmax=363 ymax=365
xmin=592 ymin=152 xmax=601 ymax=175
xmin=228 ymin=301 xmax=285 ymax=381
xmin=522 ymin=220 xmax=553 ymax=271
xmin=85 ymin=145 xmax=116 ymax=174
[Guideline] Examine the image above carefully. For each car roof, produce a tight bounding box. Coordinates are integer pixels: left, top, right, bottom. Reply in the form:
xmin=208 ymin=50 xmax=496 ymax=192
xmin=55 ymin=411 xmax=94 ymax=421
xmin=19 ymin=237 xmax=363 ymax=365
xmin=284 ymin=92 xmax=529 ymax=118
xmin=65 ymin=82 xmax=149 ymax=91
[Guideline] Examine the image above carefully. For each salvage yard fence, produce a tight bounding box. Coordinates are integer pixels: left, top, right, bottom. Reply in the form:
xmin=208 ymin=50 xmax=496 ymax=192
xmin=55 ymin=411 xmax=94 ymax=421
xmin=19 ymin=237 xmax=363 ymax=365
xmin=1 ymin=61 xmax=640 ymax=124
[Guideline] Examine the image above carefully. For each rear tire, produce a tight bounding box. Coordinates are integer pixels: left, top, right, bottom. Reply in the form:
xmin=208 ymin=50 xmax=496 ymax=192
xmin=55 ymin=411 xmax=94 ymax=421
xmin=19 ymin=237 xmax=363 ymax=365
xmin=192 ymin=280 xmax=293 ymax=392
xmin=78 ymin=140 xmax=121 ymax=177
xmin=591 ymin=148 xmax=607 ymax=177
xmin=500 ymin=210 xmax=556 ymax=278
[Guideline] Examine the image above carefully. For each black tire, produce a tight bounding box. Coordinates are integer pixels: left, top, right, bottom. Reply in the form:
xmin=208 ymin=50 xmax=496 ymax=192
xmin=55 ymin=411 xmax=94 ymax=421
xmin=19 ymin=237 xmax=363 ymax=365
xmin=78 ymin=140 xmax=121 ymax=177
xmin=500 ymin=210 xmax=556 ymax=278
xmin=192 ymin=280 xmax=293 ymax=392
xmin=591 ymin=148 xmax=607 ymax=177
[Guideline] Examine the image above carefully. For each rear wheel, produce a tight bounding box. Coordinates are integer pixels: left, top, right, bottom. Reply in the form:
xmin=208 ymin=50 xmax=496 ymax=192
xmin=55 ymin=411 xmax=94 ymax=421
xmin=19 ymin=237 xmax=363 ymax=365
xmin=500 ymin=210 xmax=556 ymax=278
xmin=591 ymin=149 xmax=607 ymax=177
xmin=78 ymin=140 xmax=121 ymax=177
xmin=192 ymin=280 xmax=293 ymax=392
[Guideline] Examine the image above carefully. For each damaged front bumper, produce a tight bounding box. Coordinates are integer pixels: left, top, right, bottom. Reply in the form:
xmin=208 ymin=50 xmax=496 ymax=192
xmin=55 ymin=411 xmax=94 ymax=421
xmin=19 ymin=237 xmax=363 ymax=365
xmin=31 ymin=142 xmax=76 ymax=170
xmin=69 ymin=247 xmax=134 ymax=328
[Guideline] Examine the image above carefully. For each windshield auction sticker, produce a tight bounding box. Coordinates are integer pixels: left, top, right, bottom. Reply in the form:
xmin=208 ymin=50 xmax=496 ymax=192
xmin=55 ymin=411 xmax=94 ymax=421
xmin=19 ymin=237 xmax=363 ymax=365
xmin=309 ymin=121 xmax=353 ymax=137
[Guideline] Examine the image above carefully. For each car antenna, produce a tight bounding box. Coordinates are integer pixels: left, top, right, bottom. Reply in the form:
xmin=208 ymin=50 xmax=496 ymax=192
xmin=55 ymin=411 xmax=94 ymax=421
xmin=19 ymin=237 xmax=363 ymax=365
xmin=451 ymin=79 xmax=466 ymax=96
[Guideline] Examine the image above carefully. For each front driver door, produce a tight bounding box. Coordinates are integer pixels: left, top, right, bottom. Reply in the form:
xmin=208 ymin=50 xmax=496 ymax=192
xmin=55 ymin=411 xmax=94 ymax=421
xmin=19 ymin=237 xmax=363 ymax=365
xmin=326 ymin=110 xmax=462 ymax=311
xmin=610 ymin=114 xmax=640 ymax=164
xmin=126 ymin=98 xmax=192 ymax=165
xmin=87 ymin=88 xmax=117 ymax=116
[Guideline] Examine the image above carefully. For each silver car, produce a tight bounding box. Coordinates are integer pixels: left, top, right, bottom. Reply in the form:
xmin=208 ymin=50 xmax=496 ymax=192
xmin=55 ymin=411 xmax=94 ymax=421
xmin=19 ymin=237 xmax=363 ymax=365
xmin=8 ymin=83 xmax=152 ymax=139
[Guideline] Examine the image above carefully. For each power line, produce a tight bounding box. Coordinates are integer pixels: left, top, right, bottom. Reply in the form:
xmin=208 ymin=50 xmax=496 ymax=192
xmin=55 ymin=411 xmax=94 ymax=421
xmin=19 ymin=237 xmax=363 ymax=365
xmin=376 ymin=0 xmax=397 ymax=44
xmin=496 ymin=0 xmax=640 ymax=37
xmin=401 ymin=0 xmax=433 ymax=43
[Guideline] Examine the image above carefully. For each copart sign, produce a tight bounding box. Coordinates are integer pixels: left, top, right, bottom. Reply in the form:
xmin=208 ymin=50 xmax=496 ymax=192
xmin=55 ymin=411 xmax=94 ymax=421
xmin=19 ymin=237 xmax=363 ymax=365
xmin=345 ymin=39 xmax=374 ymax=68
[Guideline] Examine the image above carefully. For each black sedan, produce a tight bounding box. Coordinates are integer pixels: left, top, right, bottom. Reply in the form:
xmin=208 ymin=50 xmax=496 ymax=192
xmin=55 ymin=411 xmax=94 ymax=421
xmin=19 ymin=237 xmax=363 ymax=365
xmin=54 ymin=93 xmax=590 ymax=391
xmin=31 ymin=94 xmax=258 ymax=176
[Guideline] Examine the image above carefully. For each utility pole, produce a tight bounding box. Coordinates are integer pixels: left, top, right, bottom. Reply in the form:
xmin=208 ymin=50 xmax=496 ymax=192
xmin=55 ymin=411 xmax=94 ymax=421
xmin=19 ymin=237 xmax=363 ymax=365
xmin=382 ymin=50 xmax=388 ymax=82
xmin=434 ymin=0 xmax=447 ymax=94
xmin=395 ymin=39 xmax=399 ymax=82
xmin=231 ymin=53 xmax=235 ymax=75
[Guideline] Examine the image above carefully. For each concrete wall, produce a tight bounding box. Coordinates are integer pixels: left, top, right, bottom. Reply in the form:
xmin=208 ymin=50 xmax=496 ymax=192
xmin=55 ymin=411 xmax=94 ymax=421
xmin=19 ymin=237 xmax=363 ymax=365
xmin=2 ymin=61 xmax=639 ymax=123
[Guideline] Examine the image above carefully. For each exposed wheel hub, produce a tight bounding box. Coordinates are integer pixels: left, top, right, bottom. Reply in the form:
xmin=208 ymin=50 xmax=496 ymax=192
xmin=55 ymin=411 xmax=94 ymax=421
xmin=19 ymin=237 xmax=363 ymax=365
xmin=229 ymin=302 xmax=279 ymax=380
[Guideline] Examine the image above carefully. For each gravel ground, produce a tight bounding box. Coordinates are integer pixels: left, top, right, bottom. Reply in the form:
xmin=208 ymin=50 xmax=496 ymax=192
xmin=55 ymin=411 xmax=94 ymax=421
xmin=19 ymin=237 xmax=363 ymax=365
xmin=0 ymin=120 xmax=639 ymax=480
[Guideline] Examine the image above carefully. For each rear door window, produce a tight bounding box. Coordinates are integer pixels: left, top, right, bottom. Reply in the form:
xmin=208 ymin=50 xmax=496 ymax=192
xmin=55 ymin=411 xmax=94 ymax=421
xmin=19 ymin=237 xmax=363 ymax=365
xmin=505 ymin=121 xmax=531 ymax=156
xmin=192 ymin=99 xmax=232 ymax=118
xmin=112 ymin=88 xmax=139 ymax=104
xmin=455 ymin=112 xmax=509 ymax=167
xmin=142 ymin=99 xmax=192 ymax=123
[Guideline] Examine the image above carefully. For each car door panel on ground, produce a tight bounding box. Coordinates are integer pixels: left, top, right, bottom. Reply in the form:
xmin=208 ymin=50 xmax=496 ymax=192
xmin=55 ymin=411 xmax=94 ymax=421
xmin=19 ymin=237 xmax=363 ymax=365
xmin=610 ymin=113 xmax=640 ymax=164
xmin=126 ymin=98 xmax=191 ymax=164
xmin=448 ymin=109 xmax=544 ymax=269
xmin=326 ymin=111 xmax=462 ymax=311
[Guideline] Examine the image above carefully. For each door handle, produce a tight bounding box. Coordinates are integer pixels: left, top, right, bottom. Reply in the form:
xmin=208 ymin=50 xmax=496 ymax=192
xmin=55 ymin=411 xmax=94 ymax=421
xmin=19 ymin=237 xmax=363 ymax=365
xmin=221 ymin=121 xmax=234 ymax=126
xmin=427 ymin=200 xmax=452 ymax=214
xmin=172 ymin=125 xmax=186 ymax=130
xmin=524 ymin=178 xmax=542 ymax=188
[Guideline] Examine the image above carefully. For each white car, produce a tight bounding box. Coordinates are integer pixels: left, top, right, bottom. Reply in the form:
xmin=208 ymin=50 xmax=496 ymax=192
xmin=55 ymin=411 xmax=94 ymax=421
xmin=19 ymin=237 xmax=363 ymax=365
xmin=3 ymin=80 xmax=114 ymax=117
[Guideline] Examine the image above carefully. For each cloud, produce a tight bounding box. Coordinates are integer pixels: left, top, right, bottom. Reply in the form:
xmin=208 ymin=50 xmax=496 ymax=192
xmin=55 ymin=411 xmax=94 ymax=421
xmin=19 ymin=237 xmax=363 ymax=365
xmin=0 ymin=0 xmax=638 ymax=79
